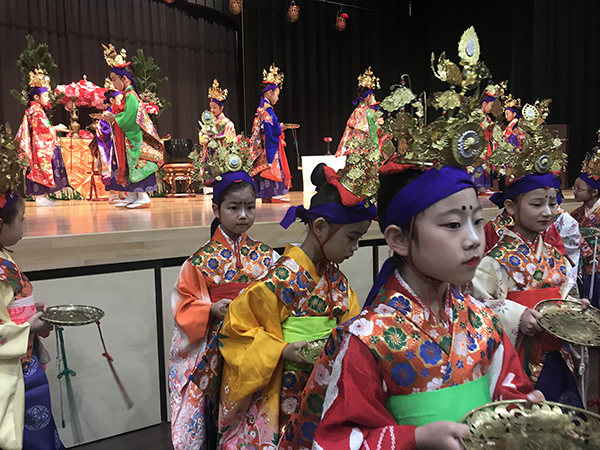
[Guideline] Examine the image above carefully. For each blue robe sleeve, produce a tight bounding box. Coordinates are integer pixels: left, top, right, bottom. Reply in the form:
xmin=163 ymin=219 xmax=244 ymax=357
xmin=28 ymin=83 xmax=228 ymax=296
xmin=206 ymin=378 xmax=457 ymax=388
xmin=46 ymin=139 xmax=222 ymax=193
xmin=263 ymin=107 xmax=282 ymax=164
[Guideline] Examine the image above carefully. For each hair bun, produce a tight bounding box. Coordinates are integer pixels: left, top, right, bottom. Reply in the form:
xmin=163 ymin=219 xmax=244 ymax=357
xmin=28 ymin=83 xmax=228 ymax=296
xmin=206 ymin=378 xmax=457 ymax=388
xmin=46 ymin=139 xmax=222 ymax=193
xmin=311 ymin=163 xmax=328 ymax=191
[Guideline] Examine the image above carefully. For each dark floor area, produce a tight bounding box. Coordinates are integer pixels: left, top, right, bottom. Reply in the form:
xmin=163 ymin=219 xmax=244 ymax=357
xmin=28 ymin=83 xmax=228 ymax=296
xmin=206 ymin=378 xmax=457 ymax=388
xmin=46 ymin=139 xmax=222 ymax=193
xmin=74 ymin=423 xmax=173 ymax=450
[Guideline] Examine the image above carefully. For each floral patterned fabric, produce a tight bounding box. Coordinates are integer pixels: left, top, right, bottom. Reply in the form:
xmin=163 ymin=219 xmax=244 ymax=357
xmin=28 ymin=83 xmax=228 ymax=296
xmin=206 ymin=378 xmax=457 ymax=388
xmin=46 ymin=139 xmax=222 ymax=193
xmin=16 ymin=102 xmax=58 ymax=188
xmin=210 ymin=245 xmax=359 ymax=450
xmin=571 ymin=202 xmax=600 ymax=276
xmin=503 ymin=119 xmax=527 ymax=149
xmin=169 ymin=227 xmax=275 ymax=450
xmin=336 ymin=103 xmax=383 ymax=157
xmin=278 ymin=273 xmax=533 ymax=450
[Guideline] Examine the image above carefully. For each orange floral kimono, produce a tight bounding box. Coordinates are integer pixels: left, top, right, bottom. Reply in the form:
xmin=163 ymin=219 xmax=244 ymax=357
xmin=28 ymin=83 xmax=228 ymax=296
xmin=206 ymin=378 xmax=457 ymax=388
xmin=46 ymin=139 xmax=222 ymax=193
xmin=336 ymin=103 xmax=383 ymax=157
xmin=169 ymin=226 xmax=276 ymax=450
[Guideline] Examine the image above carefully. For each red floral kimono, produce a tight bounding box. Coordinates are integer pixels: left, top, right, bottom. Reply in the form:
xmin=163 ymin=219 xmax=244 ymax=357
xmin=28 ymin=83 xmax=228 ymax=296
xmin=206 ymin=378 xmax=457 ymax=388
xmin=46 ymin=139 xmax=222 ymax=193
xmin=336 ymin=103 xmax=384 ymax=157
xmin=15 ymin=102 xmax=57 ymax=188
xmin=279 ymin=272 xmax=533 ymax=450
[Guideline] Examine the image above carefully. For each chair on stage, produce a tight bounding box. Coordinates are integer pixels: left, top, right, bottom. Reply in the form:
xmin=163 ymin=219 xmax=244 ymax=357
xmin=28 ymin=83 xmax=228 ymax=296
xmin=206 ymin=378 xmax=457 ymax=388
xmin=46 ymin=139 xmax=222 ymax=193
xmin=163 ymin=138 xmax=196 ymax=198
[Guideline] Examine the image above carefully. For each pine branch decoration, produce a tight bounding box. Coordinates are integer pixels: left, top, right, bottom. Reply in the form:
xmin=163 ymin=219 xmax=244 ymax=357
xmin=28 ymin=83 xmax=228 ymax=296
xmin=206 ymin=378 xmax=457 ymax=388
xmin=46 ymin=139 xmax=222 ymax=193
xmin=131 ymin=49 xmax=171 ymax=119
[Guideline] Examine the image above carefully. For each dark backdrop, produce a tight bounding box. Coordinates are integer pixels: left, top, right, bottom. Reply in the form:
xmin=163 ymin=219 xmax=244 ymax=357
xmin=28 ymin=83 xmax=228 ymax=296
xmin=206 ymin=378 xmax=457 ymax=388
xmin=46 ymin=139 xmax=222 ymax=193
xmin=0 ymin=0 xmax=242 ymax=143
xmin=243 ymin=0 xmax=600 ymax=188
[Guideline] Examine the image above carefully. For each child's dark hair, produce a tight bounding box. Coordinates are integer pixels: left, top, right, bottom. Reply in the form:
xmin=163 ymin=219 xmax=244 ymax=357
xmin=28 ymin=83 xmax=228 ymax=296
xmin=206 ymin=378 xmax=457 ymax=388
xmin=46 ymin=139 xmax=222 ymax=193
xmin=0 ymin=197 xmax=22 ymax=225
xmin=378 ymin=169 xmax=423 ymax=269
xmin=356 ymin=86 xmax=371 ymax=98
xmin=210 ymin=180 xmax=256 ymax=237
xmin=310 ymin=163 xmax=343 ymax=205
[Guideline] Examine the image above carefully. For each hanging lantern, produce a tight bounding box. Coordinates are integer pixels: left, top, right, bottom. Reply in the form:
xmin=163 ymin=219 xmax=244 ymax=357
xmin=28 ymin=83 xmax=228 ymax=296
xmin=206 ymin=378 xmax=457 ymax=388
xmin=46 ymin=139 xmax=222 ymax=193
xmin=335 ymin=10 xmax=349 ymax=31
xmin=229 ymin=0 xmax=242 ymax=15
xmin=164 ymin=0 xmax=176 ymax=3
xmin=287 ymin=1 xmax=300 ymax=23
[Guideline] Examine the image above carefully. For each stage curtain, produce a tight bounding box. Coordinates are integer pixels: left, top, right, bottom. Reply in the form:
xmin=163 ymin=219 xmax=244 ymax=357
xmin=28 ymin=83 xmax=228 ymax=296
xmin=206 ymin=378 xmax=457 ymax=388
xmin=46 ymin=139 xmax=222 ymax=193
xmin=0 ymin=0 xmax=241 ymax=145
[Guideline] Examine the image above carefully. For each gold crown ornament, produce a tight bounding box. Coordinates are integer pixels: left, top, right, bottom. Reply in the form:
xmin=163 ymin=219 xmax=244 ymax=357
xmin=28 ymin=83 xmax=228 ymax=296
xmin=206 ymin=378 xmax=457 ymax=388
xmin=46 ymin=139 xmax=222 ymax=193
xmin=28 ymin=67 xmax=51 ymax=90
xmin=104 ymin=77 xmax=117 ymax=91
xmin=102 ymin=44 xmax=129 ymax=68
xmin=520 ymin=98 xmax=552 ymax=133
xmin=431 ymin=26 xmax=492 ymax=97
xmin=207 ymin=79 xmax=228 ymax=101
xmin=0 ymin=123 xmax=24 ymax=195
xmin=581 ymin=131 xmax=600 ymax=179
xmin=336 ymin=138 xmax=384 ymax=204
xmin=262 ymin=63 xmax=285 ymax=87
xmin=503 ymin=93 xmax=521 ymax=110
xmin=357 ymin=66 xmax=380 ymax=90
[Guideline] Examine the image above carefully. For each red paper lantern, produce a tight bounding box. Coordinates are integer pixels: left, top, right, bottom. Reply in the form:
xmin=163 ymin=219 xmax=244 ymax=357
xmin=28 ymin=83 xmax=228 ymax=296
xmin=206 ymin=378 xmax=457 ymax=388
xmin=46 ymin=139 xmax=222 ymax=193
xmin=229 ymin=0 xmax=242 ymax=15
xmin=335 ymin=11 xmax=349 ymax=31
xmin=287 ymin=1 xmax=300 ymax=23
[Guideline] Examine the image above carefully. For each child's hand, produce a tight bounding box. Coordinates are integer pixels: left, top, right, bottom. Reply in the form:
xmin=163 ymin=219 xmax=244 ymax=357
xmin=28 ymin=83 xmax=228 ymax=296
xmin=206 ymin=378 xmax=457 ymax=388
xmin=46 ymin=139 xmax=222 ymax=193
xmin=520 ymin=308 xmax=543 ymax=336
xmin=35 ymin=302 xmax=49 ymax=313
xmin=579 ymin=298 xmax=591 ymax=310
xmin=526 ymin=389 xmax=545 ymax=404
xmin=282 ymin=340 xmax=309 ymax=365
xmin=415 ymin=421 xmax=470 ymax=450
xmin=27 ymin=311 xmax=53 ymax=335
xmin=210 ymin=298 xmax=232 ymax=321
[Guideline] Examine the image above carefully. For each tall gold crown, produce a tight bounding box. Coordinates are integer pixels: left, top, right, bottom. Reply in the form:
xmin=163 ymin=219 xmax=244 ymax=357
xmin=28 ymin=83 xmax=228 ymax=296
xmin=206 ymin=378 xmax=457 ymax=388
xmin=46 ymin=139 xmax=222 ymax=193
xmin=357 ymin=66 xmax=380 ymax=90
xmin=207 ymin=79 xmax=228 ymax=101
xmin=582 ymin=131 xmax=600 ymax=178
xmin=102 ymin=44 xmax=129 ymax=68
xmin=28 ymin=67 xmax=50 ymax=90
xmin=503 ymin=93 xmax=521 ymax=110
xmin=104 ymin=77 xmax=117 ymax=91
xmin=262 ymin=63 xmax=285 ymax=87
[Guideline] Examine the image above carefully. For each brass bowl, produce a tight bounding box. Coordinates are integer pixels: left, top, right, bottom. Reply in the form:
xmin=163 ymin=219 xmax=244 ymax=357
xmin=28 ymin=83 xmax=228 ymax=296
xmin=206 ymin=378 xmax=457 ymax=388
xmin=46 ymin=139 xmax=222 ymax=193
xmin=41 ymin=304 xmax=105 ymax=326
xmin=535 ymin=299 xmax=600 ymax=347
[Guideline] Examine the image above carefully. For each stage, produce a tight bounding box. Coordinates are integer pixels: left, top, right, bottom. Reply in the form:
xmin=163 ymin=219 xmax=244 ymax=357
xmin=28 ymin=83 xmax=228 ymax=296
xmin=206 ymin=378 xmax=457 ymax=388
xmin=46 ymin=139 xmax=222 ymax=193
xmin=17 ymin=189 xmax=582 ymax=448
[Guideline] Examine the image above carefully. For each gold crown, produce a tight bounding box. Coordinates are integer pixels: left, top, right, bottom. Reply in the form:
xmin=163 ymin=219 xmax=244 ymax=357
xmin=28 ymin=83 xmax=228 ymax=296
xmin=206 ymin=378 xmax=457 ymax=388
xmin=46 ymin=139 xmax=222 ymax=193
xmin=102 ymin=44 xmax=128 ymax=68
xmin=104 ymin=77 xmax=117 ymax=91
xmin=484 ymin=81 xmax=507 ymax=100
xmin=28 ymin=67 xmax=50 ymax=90
xmin=207 ymin=79 xmax=228 ymax=101
xmin=357 ymin=66 xmax=380 ymax=90
xmin=503 ymin=93 xmax=521 ymax=110
xmin=431 ymin=26 xmax=492 ymax=96
xmin=582 ymin=131 xmax=600 ymax=178
xmin=262 ymin=63 xmax=284 ymax=87
xmin=0 ymin=123 xmax=23 ymax=195
xmin=337 ymin=138 xmax=383 ymax=204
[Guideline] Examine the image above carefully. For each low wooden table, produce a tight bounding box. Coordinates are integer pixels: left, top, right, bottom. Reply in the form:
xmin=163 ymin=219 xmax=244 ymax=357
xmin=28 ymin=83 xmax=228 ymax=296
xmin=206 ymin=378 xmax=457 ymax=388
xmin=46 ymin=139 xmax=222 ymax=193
xmin=162 ymin=162 xmax=195 ymax=197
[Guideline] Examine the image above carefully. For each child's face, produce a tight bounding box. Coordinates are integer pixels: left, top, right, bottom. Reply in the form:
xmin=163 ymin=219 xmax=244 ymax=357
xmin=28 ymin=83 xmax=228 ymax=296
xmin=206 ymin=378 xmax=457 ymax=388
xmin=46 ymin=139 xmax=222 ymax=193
xmin=410 ymin=188 xmax=484 ymax=285
xmin=321 ymin=220 xmax=371 ymax=265
xmin=574 ymin=177 xmax=597 ymax=203
xmin=35 ymin=91 xmax=50 ymax=107
xmin=212 ymin=186 xmax=256 ymax=238
xmin=506 ymin=187 xmax=557 ymax=234
xmin=0 ymin=200 xmax=25 ymax=248
xmin=110 ymin=72 xmax=125 ymax=92
xmin=210 ymin=101 xmax=224 ymax=117
xmin=110 ymin=93 xmax=123 ymax=106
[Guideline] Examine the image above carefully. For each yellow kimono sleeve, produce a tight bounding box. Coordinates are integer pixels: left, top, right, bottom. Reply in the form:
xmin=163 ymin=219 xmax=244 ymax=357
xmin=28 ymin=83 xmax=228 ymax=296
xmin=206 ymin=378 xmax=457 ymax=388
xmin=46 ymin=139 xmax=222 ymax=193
xmin=219 ymin=281 xmax=290 ymax=408
xmin=0 ymin=281 xmax=29 ymax=450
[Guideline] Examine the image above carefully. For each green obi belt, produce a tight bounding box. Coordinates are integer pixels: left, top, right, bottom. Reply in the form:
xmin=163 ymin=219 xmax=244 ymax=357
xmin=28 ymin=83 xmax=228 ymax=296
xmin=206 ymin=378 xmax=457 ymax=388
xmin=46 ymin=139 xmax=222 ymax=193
xmin=385 ymin=373 xmax=491 ymax=426
xmin=281 ymin=316 xmax=337 ymax=372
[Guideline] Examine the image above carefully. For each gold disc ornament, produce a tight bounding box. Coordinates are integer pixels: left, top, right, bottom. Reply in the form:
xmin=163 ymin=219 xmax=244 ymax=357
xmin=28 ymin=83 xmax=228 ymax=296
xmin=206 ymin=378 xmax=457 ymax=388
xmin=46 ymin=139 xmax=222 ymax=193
xmin=535 ymin=299 xmax=600 ymax=347
xmin=41 ymin=304 xmax=105 ymax=326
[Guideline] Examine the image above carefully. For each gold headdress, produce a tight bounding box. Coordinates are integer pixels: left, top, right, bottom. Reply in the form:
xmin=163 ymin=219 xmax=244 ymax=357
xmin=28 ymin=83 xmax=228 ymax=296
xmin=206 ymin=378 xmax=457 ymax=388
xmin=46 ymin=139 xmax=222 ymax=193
xmin=581 ymin=131 xmax=600 ymax=178
xmin=104 ymin=77 xmax=117 ymax=91
xmin=336 ymin=139 xmax=383 ymax=204
xmin=0 ymin=123 xmax=23 ymax=196
xmin=487 ymin=100 xmax=565 ymax=183
xmin=431 ymin=26 xmax=492 ymax=97
xmin=262 ymin=63 xmax=285 ymax=87
xmin=28 ymin=67 xmax=51 ymax=90
xmin=102 ymin=44 xmax=129 ymax=68
xmin=357 ymin=66 xmax=380 ymax=90
xmin=208 ymin=79 xmax=228 ymax=101
xmin=520 ymin=99 xmax=552 ymax=133
xmin=503 ymin=93 xmax=521 ymax=110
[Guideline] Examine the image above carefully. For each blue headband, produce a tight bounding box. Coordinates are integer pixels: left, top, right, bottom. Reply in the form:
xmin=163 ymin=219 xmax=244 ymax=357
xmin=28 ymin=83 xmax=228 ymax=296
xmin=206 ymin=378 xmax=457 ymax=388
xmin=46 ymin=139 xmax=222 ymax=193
xmin=259 ymin=83 xmax=279 ymax=108
xmin=506 ymin=106 xmax=523 ymax=119
xmin=489 ymin=173 xmax=560 ymax=207
xmin=280 ymin=202 xmax=377 ymax=229
xmin=481 ymin=95 xmax=496 ymax=104
xmin=0 ymin=190 xmax=19 ymax=210
xmin=353 ymin=88 xmax=373 ymax=106
xmin=104 ymin=90 xmax=122 ymax=104
xmin=211 ymin=98 xmax=225 ymax=107
xmin=363 ymin=165 xmax=476 ymax=310
xmin=212 ymin=171 xmax=255 ymax=203
xmin=110 ymin=67 xmax=140 ymax=95
xmin=381 ymin=165 xmax=476 ymax=231
xmin=581 ymin=173 xmax=600 ymax=191
xmin=28 ymin=86 xmax=48 ymax=105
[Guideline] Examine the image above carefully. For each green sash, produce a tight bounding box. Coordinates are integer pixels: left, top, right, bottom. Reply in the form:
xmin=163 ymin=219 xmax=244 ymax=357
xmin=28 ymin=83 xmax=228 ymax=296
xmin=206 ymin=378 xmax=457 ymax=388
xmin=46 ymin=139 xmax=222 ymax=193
xmin=385 ymin=374 xmax=491 ymax=426
xmin=281 ymin=316 xmax=337 ymax=371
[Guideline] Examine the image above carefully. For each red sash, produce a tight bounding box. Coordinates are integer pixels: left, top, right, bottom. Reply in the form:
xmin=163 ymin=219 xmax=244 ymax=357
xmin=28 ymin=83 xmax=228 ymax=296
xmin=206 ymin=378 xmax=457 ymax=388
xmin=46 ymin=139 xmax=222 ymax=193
xmin=208 ymin=282 xmax=249 ymax=303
